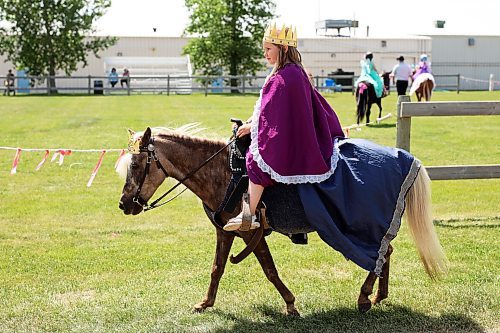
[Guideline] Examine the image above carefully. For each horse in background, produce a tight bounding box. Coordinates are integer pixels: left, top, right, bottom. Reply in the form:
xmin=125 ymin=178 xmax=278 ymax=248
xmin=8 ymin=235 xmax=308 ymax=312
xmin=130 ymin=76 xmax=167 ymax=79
xmin=355 ymin=81 xmax=383 ymax=125
xmin=415 ymin=78 xmax=434 ymax=101
xmin=410 ymin=73 xmax=435 ymax=102
xmin=381 ymin=71 xmax=391 ymax=95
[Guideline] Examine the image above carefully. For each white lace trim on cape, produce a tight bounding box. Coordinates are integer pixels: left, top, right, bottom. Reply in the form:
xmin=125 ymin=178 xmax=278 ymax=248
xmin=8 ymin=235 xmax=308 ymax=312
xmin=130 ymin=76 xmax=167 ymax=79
xmin=249 ymin=91 xmax=339 ymax=184
xmin=374 ymin=159 xmax=421 ymax=276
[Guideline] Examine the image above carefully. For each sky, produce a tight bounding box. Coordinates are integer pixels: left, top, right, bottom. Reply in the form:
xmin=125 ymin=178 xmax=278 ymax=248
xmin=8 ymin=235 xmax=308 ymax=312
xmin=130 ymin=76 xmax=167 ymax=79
xmin=95 ymin=0 xmax=500 ymax=38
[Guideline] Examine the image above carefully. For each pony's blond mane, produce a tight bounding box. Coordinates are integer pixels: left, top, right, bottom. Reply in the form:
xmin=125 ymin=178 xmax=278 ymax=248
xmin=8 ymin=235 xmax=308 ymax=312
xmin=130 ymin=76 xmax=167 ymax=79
xmin=116 ymin=153 xmax=132 ymax=179
xmin=116 ymin=123 xmax=213 ymax=179
xmin=153 ymin=123 xmax=206 ymax=137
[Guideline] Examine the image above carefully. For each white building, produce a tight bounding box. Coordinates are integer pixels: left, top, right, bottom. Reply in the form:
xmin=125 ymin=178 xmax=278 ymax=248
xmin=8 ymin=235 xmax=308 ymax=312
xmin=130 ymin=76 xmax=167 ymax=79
xmin=428 ymin=35 xmax=500 ymax=90
xmin=1 ymin=34 xmax=499 ymax=91
xmin=298 ymin=36 xmax=431 ymax=76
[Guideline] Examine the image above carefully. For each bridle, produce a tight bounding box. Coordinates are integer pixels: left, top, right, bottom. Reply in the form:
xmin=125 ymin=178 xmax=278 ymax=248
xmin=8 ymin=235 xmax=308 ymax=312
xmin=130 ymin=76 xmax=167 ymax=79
xmin=132 ymin=136 xmax=234 ymax=212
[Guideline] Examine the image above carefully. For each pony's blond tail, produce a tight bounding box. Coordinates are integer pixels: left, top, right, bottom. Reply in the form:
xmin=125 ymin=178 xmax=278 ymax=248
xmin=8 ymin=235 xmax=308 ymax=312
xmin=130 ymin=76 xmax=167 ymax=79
xmin=405 ymin=165 xmax=448 ymax=279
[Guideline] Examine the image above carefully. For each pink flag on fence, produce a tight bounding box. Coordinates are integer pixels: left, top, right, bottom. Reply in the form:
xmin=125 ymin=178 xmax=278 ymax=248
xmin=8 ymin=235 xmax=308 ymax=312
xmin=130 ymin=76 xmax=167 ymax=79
xmin=114 ymin=149 xmax=126 ymax=170
xmin=87 ymin=150 xmax=106 ymax=187
xmin=35 ymin=150 xmax=50 ymax=171
xmin=58 ymin=150 xmax=72 ymax=165
xmin=10 ymin=148 xmax=22 ymax=175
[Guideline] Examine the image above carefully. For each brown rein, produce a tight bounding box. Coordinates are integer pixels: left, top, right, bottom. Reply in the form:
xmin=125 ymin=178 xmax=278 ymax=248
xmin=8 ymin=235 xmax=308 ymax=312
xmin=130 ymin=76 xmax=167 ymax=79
xmin=133 ymin=137 xmax=235 ymax=212
xmin=132 ymin=125 xmax=264 ymax=265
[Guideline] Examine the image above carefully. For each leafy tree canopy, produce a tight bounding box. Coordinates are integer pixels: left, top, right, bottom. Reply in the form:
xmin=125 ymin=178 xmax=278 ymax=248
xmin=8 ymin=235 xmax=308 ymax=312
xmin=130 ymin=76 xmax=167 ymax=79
xmin=0 ymin=0 xmax=116 ymax=87
xmin=183 ymin=0 xmax=275 ymax=78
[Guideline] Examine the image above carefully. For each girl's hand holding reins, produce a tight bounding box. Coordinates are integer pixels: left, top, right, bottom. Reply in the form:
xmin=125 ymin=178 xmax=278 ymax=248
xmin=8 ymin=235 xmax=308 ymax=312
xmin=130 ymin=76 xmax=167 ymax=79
xmin=235 ymin=123 xmax=251 ymax=138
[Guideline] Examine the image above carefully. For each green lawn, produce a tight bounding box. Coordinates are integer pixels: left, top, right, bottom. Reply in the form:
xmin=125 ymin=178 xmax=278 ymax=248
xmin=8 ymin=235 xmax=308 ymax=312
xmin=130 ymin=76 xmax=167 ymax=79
xmin=0 ymin=91 xmax=499 ymax=332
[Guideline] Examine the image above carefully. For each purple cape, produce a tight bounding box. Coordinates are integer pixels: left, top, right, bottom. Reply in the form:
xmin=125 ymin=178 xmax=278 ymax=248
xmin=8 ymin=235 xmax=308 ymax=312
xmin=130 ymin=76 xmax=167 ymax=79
xmin=248 ymin=64 xmax=344 ymax=184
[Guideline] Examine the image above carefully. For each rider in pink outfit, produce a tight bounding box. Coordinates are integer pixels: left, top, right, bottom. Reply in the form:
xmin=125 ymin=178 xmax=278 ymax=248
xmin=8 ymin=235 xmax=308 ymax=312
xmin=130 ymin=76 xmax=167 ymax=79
xmin=413 ymin=54 xmax=431 ymax=80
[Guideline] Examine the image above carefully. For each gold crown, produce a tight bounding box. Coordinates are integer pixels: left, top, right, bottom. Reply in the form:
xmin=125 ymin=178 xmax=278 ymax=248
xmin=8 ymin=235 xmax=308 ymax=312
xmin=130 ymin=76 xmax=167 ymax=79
xmin=263 ymin=23 xmax=297 ymax=47
xmin=127 ymin=129 xmax=141 ymax=154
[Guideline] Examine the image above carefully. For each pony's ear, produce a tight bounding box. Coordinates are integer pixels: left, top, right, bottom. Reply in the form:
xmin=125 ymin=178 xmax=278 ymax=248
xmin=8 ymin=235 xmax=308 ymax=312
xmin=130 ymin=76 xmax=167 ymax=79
xmin=141 ymin=127 xmax=152 ymax=145
xmin=127 ymin=128 xmax=135 ymax=139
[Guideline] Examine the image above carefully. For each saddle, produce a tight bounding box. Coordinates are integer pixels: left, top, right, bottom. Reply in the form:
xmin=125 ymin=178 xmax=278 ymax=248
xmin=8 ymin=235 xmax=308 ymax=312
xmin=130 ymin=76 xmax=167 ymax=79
xmin=219 ymin=175 xmax=313 ymax=235
xmin=203 ymin=128 xmax=312 ymax=262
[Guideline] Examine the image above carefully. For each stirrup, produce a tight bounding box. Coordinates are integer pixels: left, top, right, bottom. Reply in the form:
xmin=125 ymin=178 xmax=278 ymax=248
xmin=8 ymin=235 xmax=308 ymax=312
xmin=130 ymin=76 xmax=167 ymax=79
xmin=223 ymin=213 xmax=259 ymax=232
xmin=223 ymin=193 xmax=260 ymax=232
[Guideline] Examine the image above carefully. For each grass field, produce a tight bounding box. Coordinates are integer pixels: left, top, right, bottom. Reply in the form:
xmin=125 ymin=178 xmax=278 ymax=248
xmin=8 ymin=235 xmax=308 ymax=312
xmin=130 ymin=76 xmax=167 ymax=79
xmin=0 ymin=91 xmax=499 ymax=332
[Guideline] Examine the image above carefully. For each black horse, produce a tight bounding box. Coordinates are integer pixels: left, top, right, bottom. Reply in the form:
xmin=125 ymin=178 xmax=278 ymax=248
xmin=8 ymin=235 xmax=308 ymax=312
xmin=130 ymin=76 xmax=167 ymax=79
xmin=355 ymin=81 xmax=383 ymax=125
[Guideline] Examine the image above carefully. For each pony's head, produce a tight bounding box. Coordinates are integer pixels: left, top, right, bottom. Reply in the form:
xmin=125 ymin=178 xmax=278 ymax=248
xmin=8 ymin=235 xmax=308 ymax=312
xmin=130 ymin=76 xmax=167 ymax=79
xmin=117 ymin=127 xmax=169 ymax=215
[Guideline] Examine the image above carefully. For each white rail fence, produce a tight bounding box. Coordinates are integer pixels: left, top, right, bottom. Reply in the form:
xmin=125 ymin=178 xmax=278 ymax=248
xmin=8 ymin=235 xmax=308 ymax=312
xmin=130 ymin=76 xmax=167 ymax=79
xmin=396 ymin=96 xmax=500 ymax=180
xmin=0 ymin=74 xmax=463 ymax=96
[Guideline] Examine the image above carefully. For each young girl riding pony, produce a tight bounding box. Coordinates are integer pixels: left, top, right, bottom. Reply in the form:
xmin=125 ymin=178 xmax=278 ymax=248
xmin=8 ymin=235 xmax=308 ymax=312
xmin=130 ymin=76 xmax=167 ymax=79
xmin=223 ymin=23 xmax=344 ymax=231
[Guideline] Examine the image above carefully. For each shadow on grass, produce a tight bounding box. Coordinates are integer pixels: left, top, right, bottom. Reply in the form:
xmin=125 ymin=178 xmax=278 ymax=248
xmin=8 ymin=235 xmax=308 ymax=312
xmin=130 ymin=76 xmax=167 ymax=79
xmin=365 ymin=123 xmax=396 ymax=128
xmin=434 ymin=221 xmax=499 ymax=229
xmin=211 ymin=304 xmax=485 ymax=333
xmin=217 ymin=92 xmax=260 ymax=97
xmin=6 ymin=93 xmax=108 ymax=98
xmin=435 ymin=217 xmax=500 ymax=229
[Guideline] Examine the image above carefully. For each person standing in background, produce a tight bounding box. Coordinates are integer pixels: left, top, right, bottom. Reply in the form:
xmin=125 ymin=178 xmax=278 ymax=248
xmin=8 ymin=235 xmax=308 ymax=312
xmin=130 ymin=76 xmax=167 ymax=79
xmin=391 ymin=55 xmax=413 ymax=95
xmin=3 ymin=69 xmax=15 ymax=96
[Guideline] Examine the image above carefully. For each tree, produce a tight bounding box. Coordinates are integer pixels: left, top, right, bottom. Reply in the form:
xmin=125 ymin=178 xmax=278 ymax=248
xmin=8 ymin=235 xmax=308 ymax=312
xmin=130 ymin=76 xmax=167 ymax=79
xmin=183 ymin=0 xmax=275 ymax=91
xmin=0 ymin=0 xmax=116 ymax=93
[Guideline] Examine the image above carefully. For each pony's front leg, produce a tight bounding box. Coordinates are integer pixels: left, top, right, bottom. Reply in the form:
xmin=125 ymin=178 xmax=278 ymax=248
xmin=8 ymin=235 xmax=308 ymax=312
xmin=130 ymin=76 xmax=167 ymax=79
xmin=247 ymin=234 xmax=300 ymax=316
xmin=194 ymin=228 xmax=235 ymax=312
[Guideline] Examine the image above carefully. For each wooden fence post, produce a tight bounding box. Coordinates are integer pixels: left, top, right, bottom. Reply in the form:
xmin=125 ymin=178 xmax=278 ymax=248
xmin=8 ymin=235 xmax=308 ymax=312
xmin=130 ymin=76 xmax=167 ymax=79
xmin=167 ymin=75 xmax=170 ymax=96
xmin=396 ymin=95 xmax=411 ymax=152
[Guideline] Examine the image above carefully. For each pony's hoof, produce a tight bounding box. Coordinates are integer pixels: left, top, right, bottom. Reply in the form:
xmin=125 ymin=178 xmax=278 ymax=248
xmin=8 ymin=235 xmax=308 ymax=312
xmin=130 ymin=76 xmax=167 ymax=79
xmin=286 ymin=304 xmax=301 ymax=317
xmin=358 ymin=301 xmax=372 ymax=313
xmin=193 ymin=303 xmax=208 ymax=313
xmin=372 ymin=292 xmax=388 ymax=305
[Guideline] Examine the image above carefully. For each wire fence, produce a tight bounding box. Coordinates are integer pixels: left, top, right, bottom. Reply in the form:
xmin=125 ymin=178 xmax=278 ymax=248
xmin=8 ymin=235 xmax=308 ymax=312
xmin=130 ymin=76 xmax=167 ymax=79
xmin=1 ymin=73 xmax=464 ymax=96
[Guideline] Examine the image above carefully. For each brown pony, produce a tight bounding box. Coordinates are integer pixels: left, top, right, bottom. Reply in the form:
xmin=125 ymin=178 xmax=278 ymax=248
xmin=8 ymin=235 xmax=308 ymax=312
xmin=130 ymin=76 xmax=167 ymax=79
xmin=415 ymin=79 xmax=434 ymax=102
xmin=117 ymin=126 xmax=447 ymax=315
